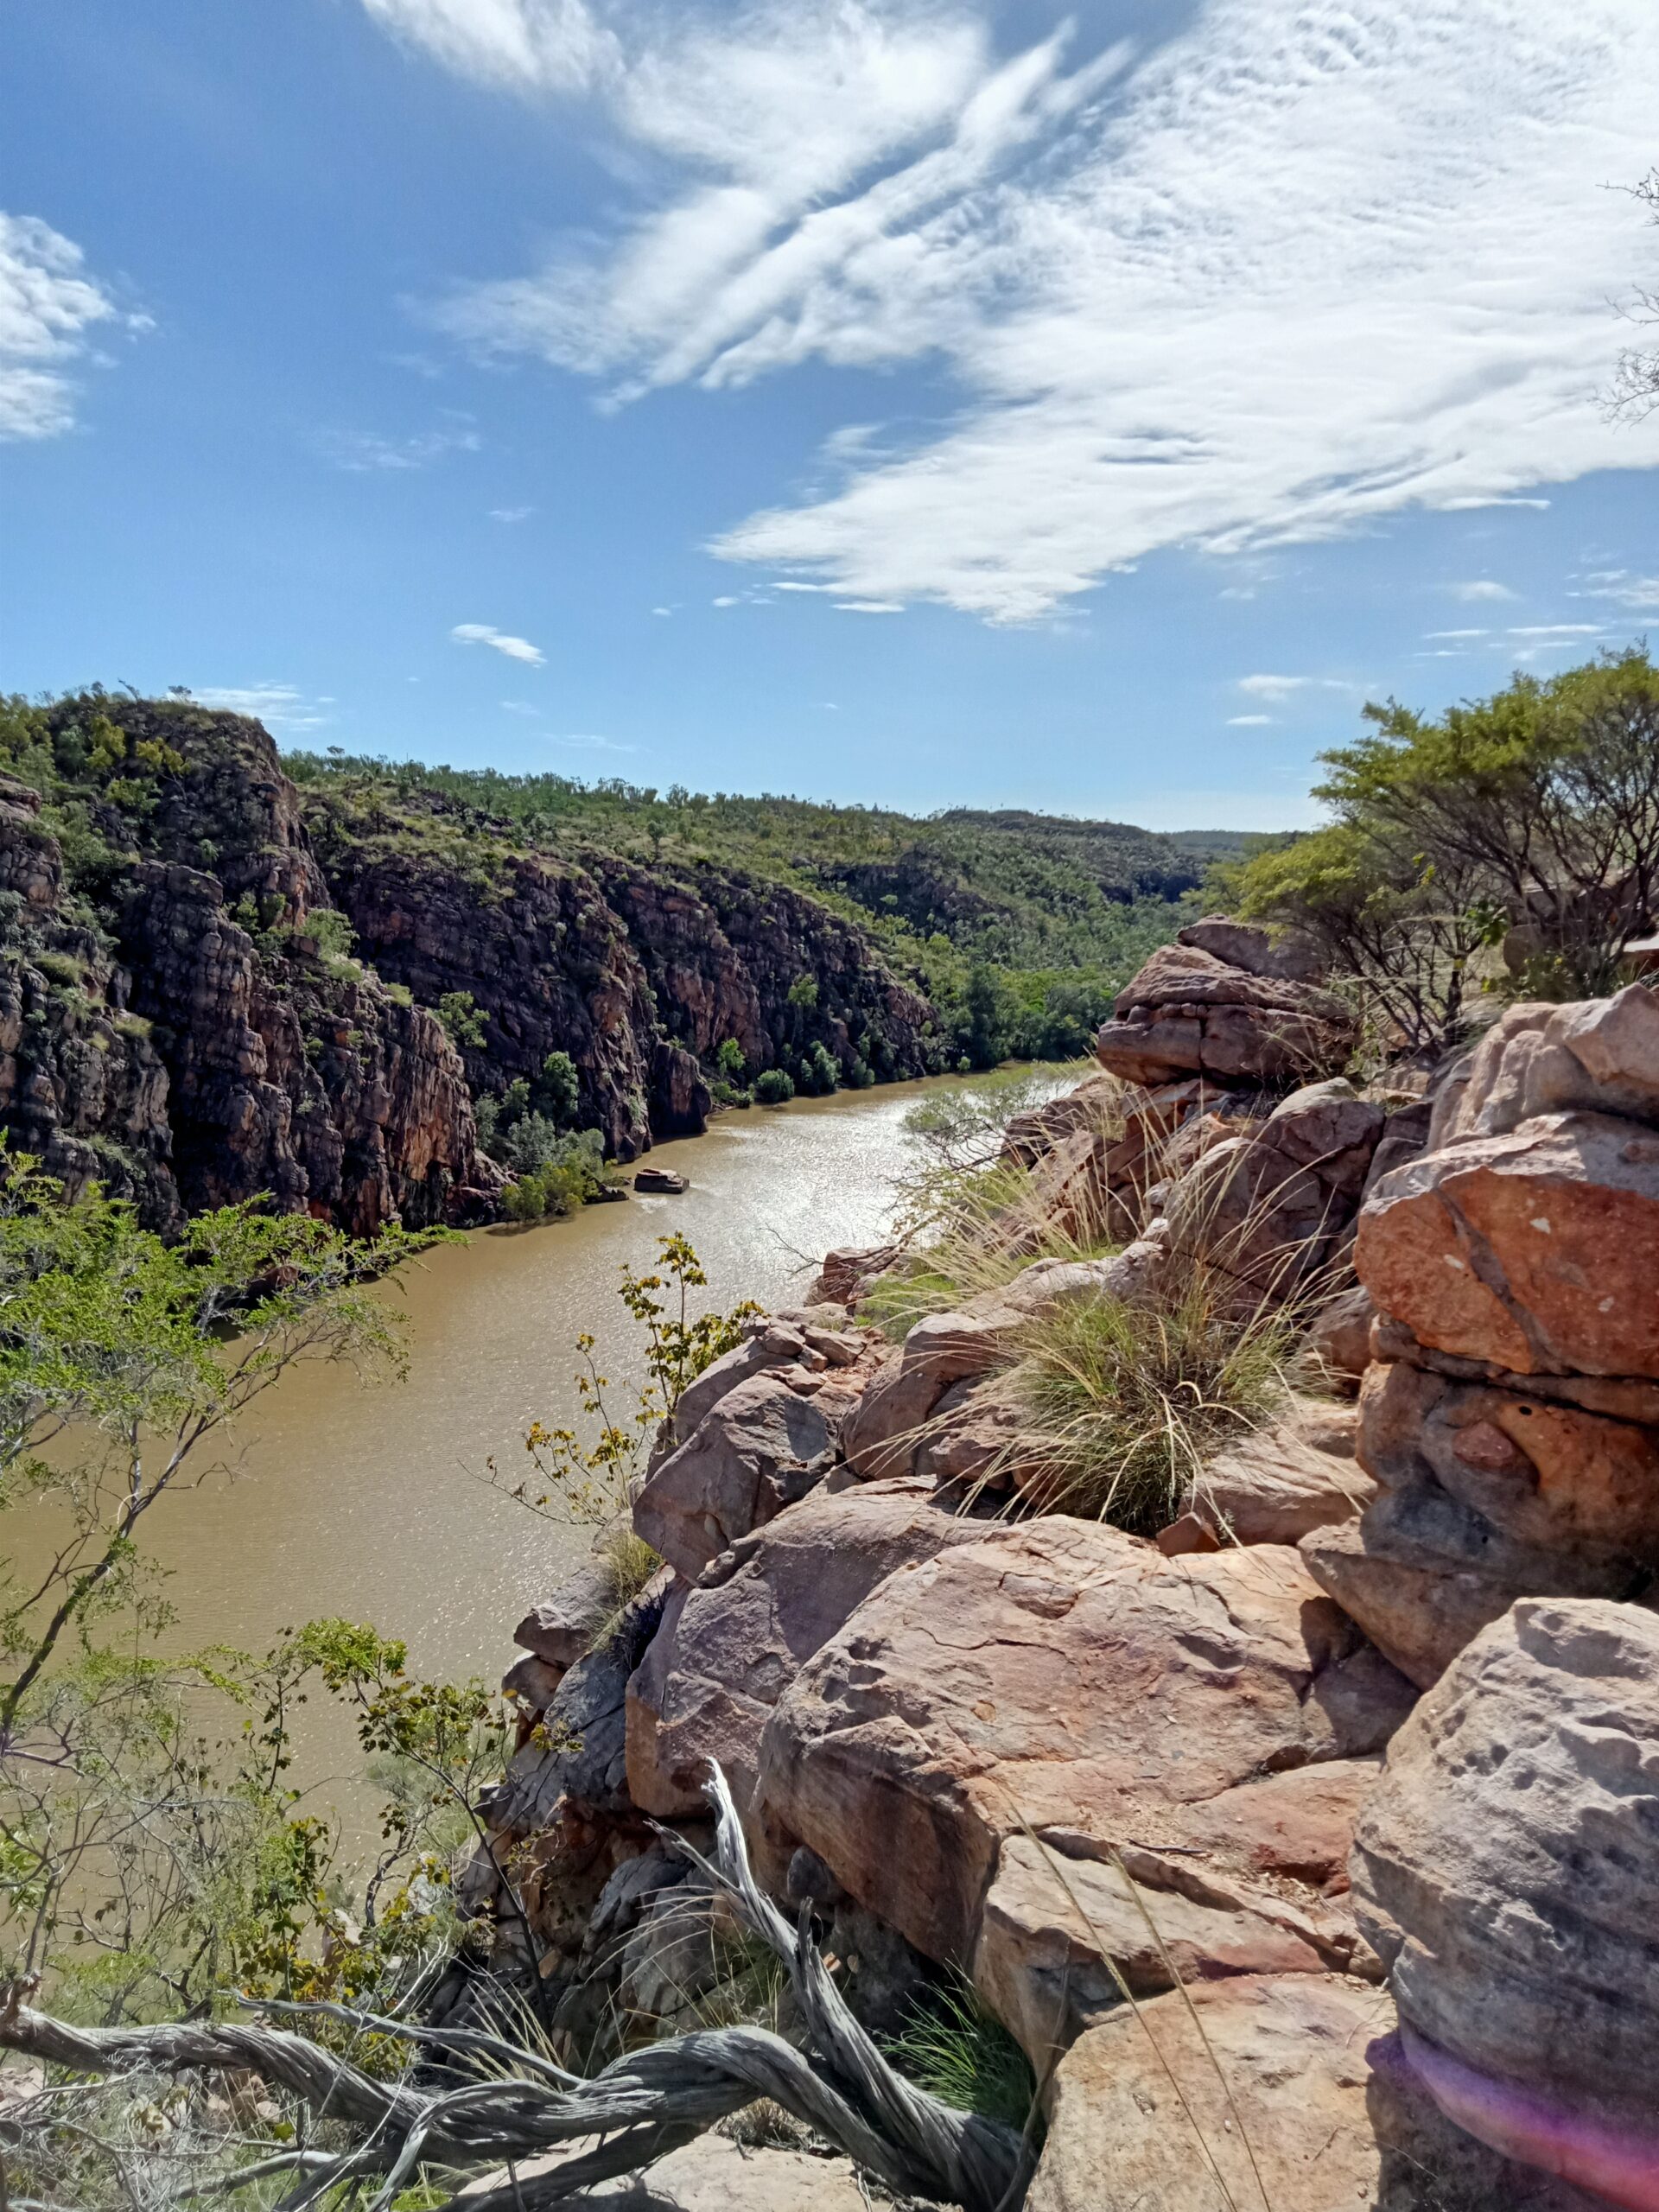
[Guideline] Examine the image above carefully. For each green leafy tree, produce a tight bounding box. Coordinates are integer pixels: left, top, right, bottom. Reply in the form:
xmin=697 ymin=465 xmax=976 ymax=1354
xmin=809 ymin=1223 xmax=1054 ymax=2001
xmin=753 ymin=1067 xmax=794 ymax=1104
xmin=537 ymin=1047 xmax=582 ymax=1127
xmin=436 ymin=988 xmax=488 ymax=1049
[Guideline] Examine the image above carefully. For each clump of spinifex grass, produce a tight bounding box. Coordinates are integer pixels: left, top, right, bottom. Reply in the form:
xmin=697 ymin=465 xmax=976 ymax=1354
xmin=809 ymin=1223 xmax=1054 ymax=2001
xmin=1007 ymin=1267 xmax=1300 ymax=1535
xmin=885 ymin=1974 xmax=1040 ymax=2139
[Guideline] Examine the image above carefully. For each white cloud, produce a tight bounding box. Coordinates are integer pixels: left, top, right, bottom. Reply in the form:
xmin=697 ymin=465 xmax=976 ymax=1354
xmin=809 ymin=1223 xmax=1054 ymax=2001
xmin=711 ymin=594 xmax=740 ymax=607
xmin=1576 ymin=569 xmax=1659 ymax=612
xmin=191 ymin=684 xmax=332 ymax=733
xmin=361 ymin=0 xmax=619 ymax=92
xmin=1236 ymin=673 xmax=1348 ymax=701
xmin=554 ymin=731 xmax=635 ymax=751
xmin=651 ymin=604 xmax=673 ymax=616
xmin=1507 ymin=622 xmax=1603 ymax=637
xmin=1450 ymin=580 xmax=1518 ymax=603
xmin=451 ymin=621 xmax=545 ymax=664
xmin=1426 ymin=627 xmax=1490 ymax=639
xmin=835 ymin=599 xmax=903 ymax=613
xmin=320 ymin=418 xmax=480 ymax=471
xmin=383 ymin=0 xmax=1659 ymax=620
xmin=0 ymin=211 xmax=137 ymax=441
xmin=1227 ymin=714 xmax=1273 ymax=726
xmin=500 ymin=698 xmax=541 ymax=714
xmin=490 ymin=504 xmax=533 ymax=521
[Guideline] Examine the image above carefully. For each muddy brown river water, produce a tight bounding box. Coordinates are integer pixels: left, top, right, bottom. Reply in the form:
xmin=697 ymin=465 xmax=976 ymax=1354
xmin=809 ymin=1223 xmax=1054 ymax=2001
xmin=110 ymin=1074 xmax=1032 ymax=1688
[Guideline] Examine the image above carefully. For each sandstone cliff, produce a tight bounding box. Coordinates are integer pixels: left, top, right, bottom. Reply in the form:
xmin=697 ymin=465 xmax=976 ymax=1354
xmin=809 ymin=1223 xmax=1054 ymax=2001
xmin=0 ymin=696 xmax=950 ymax=1223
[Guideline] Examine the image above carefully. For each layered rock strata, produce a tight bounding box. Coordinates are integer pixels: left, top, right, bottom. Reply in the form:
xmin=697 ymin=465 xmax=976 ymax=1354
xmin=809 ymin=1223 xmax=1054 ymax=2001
xmin=1306 ymin=984 xmax=1659 ymax=1686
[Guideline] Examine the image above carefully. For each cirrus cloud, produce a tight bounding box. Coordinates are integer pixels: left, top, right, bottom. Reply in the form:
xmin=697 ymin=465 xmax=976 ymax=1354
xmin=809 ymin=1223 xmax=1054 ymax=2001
xmin=372 ymin=0 xmax=1659 ymax=622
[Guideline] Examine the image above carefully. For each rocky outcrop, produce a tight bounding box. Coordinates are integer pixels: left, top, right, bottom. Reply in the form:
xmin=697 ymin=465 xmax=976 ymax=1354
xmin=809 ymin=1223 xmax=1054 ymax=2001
xmin=1026 ymin=1973 xmax=1595 ymax=2212
xmin=1095 ymin=937 xmax=1355 ymax=1090
xmin=1158 ymin=1396 xmax=1371 ymax=1554
xmin=314 ymin=790 xmax=941 ymax=1157
xmin=1353 ymin=1598 xmax=1659 ymax=2207
xmin=1306 ymin=985 xmax=1659 ymax=1685
xmin=755 ymin=1520 xmax=1413 ymax=2040
xmin=625 ymin=1475 xmax=994 ymax=1822
xmin=631 ymin=1319 xmax=885 ymax=1580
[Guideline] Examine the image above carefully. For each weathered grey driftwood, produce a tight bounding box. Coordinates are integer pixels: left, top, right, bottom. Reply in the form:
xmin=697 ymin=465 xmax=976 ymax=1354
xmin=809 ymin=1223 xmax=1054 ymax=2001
xmin=0 ymin=1767 xmax=1033 ymax=2212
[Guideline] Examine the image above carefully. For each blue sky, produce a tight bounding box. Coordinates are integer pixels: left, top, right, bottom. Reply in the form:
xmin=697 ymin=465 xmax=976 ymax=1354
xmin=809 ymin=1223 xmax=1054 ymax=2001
xmin=3 ymin=0 xmax=1658 ymax=831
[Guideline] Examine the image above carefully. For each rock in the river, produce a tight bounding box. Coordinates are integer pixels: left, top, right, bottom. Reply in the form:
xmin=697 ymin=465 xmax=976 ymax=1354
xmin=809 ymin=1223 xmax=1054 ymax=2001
xmin=757 ymin=1521 xmax=1414 ymax=1973
xmin=1352 ymin=1597 xmax=1659 ymax=2190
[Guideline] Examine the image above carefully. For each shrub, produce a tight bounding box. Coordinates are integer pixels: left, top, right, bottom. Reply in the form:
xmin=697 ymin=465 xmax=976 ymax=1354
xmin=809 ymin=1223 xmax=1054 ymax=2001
xmin=437 ymin=988 xmax=488 ymax=1049
xmin=753 ymin=1067 xmax=794 ymax=1104
xmin=887 ymin=1974 xmax=1038 ymax=2136
xmin=32 ymin=950 xmax=83 ymax=989
xmin=1005 ymin=1256 xmax=1300 ymax=1532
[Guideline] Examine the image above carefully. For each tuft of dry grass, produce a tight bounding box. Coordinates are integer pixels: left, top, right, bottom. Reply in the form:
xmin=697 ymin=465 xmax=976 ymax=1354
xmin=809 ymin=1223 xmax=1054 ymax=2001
xmin=1005 ymin=1274 xmax=1300 ymax=1534
xmin=864 ymin=1067 xmax=1128 ymax=1342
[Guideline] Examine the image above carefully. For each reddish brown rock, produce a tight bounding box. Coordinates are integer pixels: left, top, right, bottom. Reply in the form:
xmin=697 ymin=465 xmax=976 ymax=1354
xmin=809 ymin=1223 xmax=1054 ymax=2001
xmin=1353 ymin=1599 xmax=1659 ymax=2199
xmin=1356 ymin=1109 xmax=1659 ymax=1378
xmin=807 ymin=1243 xmax=901 ymax=1306
xmin=1302 ymin=1354 xmax=1659 ymax=1687
xmin=1159 ymin=1398 xmax=1372 ymax=1555
xmin=1096 ymin=943 xmax=1355 ymax=1088
xmin=632 ymin=1363 xmax=869 ymax=1580
xmin=1025 ymin=1974 xmax=1592 ymax=2212
xmin=625 ymin=1477 xmax=990 ymax=1821
xmin=756 ymin=1522 xmax=1414 ymax=1970
xmin=1000 ymin=1072 xmax=1124 ymax=1167
xmin=1175 ymin=913 xmax=1324 ymax=982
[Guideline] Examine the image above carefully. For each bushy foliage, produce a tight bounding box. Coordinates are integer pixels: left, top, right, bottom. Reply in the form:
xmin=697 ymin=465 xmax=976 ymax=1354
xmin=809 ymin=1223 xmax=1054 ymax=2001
xmin=487 ymin=1235 xmax=760 ymax=1611
xmin=753 ymin=1066 xmax=795 ymax=1104
xmin=499 ymin=1126 xmax=617 ymax=1221
xmin=1234 ymin=648 xmax=1659 ymax=1039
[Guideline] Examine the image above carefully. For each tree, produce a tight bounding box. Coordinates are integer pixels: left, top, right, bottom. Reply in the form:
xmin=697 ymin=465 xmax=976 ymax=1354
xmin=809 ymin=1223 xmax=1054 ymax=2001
xmin=1271 ymin=650 xmax=1659 ymax=1012
xmin=961 ymin=963 xmax=1015 ymax=1071
xmin=1609 ymin=170 xmax=1659 ymax=420
xmin=0 ymin=1150 xmax=488 ymax=2044
xmin=715 ymin=1037 xmax=746 ymax=1084
xmin=1236 ymin=821 xmax=1490 ymax=1053
xmin=537 ymin=1048 xmax=581 ymax=1128
xmin=436 ymin=988 xmax=487 ymax=1050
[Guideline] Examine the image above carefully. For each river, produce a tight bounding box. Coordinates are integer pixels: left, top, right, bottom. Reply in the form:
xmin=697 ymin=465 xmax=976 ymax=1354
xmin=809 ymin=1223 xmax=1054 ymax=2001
xmin=125 ymin=1073 xmax=1018 ymax=1688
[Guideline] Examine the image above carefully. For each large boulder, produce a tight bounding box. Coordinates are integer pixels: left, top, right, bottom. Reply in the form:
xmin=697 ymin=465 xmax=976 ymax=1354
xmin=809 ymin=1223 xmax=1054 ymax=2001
xmin=632 ymin=1358 xmax=871 ymax=1580
xmin=1302 ymin=1356 xmax=1659 ymax=1687
xmin=1432 ymin=985 xmax=1659 ymax=1147
xmin=1159 ymin=1397 xmax=1373 ymax=1554
xmin=625 ymin=1477 xmax=991 ymax=1821
xmin=513 ymin=1563 xmax=618 ymax=1671
xmin=756 ymin=1521 xmax=1414 ymax=1978
xmin=1000 ymin=1071 xmax=1124 ymax=1167
xmin=1161 ymin=1079 xmax=1383 ymax=1308
xmin=1175 ymin=912 xmax=1324 ymax=982
xmin=1353 ymin=1597 xmax=1659 ymax=2195
xmin=1025 ymin=1974 xmax=1595 ymax=2212
xmin=1096 ymin=942 xmax=1355 ymax=1089
xmin=1355 ymin=1109 xmax=1659 ymax=1379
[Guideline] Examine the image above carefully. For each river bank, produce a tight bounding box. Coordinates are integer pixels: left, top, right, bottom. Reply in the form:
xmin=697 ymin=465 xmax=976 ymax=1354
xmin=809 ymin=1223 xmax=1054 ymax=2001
xmin=118 ymin=1072 xmax=1048 ymax=1686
